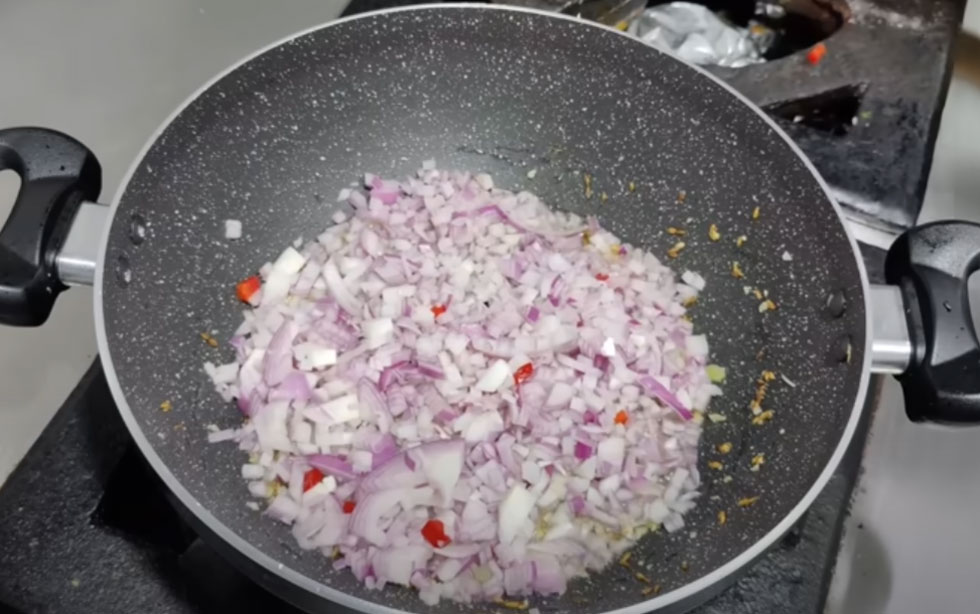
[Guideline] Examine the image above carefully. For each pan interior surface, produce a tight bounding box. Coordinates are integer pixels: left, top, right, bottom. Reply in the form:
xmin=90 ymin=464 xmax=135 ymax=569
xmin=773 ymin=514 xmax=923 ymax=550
xmin=98 ymin=6 xmax=867 ymax=613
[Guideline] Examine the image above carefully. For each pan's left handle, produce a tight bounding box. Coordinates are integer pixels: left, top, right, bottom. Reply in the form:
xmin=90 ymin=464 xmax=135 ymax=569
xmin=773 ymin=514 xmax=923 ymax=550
xmin=0 ymin=127 xmax=102 ymax=326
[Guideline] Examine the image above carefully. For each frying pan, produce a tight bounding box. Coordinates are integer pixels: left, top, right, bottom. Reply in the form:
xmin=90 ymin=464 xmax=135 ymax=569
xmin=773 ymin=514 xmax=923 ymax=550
xmin=2 ymin=5 xmax=979 ymax=613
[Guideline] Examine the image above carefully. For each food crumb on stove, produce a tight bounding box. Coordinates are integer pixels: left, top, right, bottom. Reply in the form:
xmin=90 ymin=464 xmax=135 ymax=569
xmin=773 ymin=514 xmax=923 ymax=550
xmin=782 ymin=250 xmax=793 ymax=261
xmin=680 ymin=561 xmax=689 ymax=572
xmin=584 ymin=173 xmax=594 ymax=199
xmin=667 ymin=241 xmax=686 ymax=259
xmin=600 ymin=192 xmax=609 ymax=203
xmin=160 ymin=400 xmax=172 ymax=413
xmin=738 ymin=496 xmax=760 ymax=508
xmin=628 ymin=181 xmax=636 ymax=193
xmin=752 ymin=288 xmax=764 ymax=300
xmin=619 ymin=551 xmax=632 ymax=568
xmin=750 ymin=453 xmax=765 ymax=469
xmin=708 ymin=224 xmax=721 ymax=241
xmin=743 ymin=285 xmax=752 ymax=295
xmin=70 ymin=578 xmax=80 ymax=588
xmin=200 ymin=332 xmax=219 ymax=347
xmin=707 ymin=460 xmax=724 ymax=470
xmin=717 ymin=510 xmax=727 ymax=525
xmin=758 ymin=299 xmax=777 ymax=312
xmin=722 ymin=475 xmax=733 ymax=483
xmin=245 ymin=501 xmax=260 ymax=511
xmin=845 ymin=341 xmax=853 ymax=364
xmin=526 ymin=168 xmax=538 ymax=179
xmin=677 ymin=190 xmax=687 ymax=203
xmin=666 ymin=226 xmax=687 ymax=236
xmin=494 ymin=598 xmax=529 ymax=610
xmin=731 ymin=262 xmax=744 ymax=279
xmin=761 ymin=370 xmax=776 ymax=382
xmin=707 ymin=412 xmax=727 ymax=423
xmin=806 ymin=42 xmax=828 ymax=65
xmin=752 ymin=410 xmax=775 ymax=425
xmin=735 ymin=235 xmax=747 ymax=247
xmin=634 ymin=571 xmax=652 ymax=584
xmin=781 ymin=373 xmax=797 ymax=388
xmin=641 ymin=586 xmax=657 ymax=596
xmin=717 ymin=442 xmax=733 ymax=454
xmin=752 ymin=206 xmax=761 ymax=220
xmin=682 ymin=296 xmax=698 ymax=307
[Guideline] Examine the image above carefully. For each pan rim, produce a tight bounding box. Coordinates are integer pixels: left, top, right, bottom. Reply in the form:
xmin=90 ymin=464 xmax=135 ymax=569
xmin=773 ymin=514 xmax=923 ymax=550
xmin=93 ymin=4 xmax=873 ymax=613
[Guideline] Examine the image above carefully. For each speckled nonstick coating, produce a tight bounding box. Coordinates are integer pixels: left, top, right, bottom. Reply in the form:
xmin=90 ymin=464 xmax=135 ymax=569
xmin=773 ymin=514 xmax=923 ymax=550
xmin=96 ymin=6 xmax=867 ymax=614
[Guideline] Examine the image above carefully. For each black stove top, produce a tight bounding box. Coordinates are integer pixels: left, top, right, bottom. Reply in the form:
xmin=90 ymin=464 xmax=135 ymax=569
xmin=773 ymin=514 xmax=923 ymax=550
xmin=0 ymin=0 xmax=965 ymax=612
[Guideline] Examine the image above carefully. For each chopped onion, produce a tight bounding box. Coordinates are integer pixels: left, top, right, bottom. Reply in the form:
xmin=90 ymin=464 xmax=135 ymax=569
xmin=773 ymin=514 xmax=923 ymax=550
xmin=680 ymin=270 xmax=705 ymax=291
xmin=224 ymin=219 xmax=243 ymax=240
xmin=476 ymin=359 xmax=511 ymax=392
xmin=499 ymin=485 xmax=537 ymax=544
xmin=206 ymin=165 xmax=714 ymax=605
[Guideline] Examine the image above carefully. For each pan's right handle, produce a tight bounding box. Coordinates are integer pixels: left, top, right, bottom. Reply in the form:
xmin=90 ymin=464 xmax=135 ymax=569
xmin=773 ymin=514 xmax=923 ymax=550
xmin=884 ymin=221 xmax=980 ymax=423
xmin=0 ymin=127 xmax=102 ymax=326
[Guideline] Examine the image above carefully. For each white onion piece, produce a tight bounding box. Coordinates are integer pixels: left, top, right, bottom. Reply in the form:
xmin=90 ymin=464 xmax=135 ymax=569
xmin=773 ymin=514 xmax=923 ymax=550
xmin=350 ymin=488 xmax=408 ymax=546
xmin=224 ymin=219 xmax=242 ymax=240
xmin=409 ymin=440 xmax=465 ymax=507
xmin=499 ymin=485 xmax=537 ymax=544
xmin=322 ymin=257 xmax=361 ymax=315
xmin=476 ymin=359 xmax=511 ymax=392
xmin=681 ymin=270 xmax=705 ymax=291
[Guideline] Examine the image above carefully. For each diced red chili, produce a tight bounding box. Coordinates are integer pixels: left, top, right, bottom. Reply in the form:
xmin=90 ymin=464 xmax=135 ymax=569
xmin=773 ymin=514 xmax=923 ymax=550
xmin=614 ymin=410 xmax=629 ymax=425
xmin=302 ymin=468 xmax=325 ymax=492
xmin=236 ymin=275 xmax=261 ymax=303
xmin=595 ymin=273 xmax=609 ymax=281
xmin=513 ymin=362 xmax=534 ymax=386
xmin=431 ymin=304 xmax=448 ymax=318
xmin=342 ymin=500 xmax=356 ymax=514
xmin=421 ymin=519 xmax=451 ymax=548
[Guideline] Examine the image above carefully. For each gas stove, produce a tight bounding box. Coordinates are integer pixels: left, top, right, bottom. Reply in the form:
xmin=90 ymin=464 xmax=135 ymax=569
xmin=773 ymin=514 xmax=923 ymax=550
xmin=0 ymin=0 xmax=966 ymax=612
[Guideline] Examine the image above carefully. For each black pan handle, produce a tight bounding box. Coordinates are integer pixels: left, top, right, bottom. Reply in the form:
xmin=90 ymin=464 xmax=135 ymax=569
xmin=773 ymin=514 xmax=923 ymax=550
xmin=0 ymin=127 xmax=101 ymax=326
xmin=884 ymin=221 xmax=980 ymax=423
